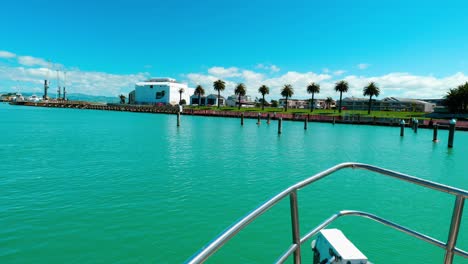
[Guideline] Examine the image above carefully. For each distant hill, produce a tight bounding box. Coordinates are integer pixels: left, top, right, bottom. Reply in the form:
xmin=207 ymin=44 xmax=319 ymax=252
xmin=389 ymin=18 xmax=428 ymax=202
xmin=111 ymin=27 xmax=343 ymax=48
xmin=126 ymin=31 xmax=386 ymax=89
xmin=0 ymin=92 xmax=120 ymax=103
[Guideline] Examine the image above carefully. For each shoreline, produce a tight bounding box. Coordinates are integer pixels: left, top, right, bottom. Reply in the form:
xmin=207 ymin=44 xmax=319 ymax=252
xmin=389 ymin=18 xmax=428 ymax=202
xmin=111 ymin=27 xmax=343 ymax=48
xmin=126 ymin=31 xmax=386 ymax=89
xmin=7 ymin=101 xmax=468 ymax=131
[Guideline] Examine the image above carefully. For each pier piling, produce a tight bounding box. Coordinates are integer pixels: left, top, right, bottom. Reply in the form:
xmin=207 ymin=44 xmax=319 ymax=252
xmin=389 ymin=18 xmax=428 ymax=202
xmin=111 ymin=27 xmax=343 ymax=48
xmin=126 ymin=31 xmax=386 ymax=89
xmin=448 ymin=119 xmax=456 ymax=148
xmin=304 ymin=117 xmax=308 ymax=130
xmin=414 ymin=119 xmax=418 ymax=133
xmin=257 ymin=113 xmax=261 ymax=125
xmin=433 ymin=124 xmax=438 ymax=142
xmin=177 ymin=112 xmax=180 ymax=127
xmin=241 ymin=113 xmax=244 ymax=126
xmin=267 ymin=113 xmax=271 ymax=124
xmin=278 ymin=118 xmax=282 ymax=134
xmin=400 ymin=120 xmax=405 ymax=137
xmin=332 ymin=116 xmax=335 ymax=125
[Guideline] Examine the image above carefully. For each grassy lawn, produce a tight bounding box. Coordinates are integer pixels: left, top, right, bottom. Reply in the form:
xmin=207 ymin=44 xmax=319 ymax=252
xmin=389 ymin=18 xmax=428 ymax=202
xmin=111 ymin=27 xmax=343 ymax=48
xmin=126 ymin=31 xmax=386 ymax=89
xmin=184 ymin=106 xmax=427 ymax=119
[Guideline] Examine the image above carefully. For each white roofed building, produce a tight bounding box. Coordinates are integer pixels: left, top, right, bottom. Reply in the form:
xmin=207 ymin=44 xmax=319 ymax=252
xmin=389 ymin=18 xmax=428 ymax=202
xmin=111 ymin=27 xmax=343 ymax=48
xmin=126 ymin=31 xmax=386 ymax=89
xmin=340 ymin=96 xmax=435 ymax=112
xmin=380 ymin=97 xmax=435 ymax=112
xmin=226 ymin=95 xmax=255 ymax=107
xmin=279 ymin=99 xmax=310 ymax=109
xmin=133 ymin=77 xmax=194 ymax=105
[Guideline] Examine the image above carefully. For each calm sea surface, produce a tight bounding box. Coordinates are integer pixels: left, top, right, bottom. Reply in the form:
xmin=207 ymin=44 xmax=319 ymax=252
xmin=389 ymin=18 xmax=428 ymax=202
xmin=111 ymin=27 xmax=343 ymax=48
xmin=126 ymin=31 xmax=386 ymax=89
xmin=1 ymin=103 xmax=467 ymax=263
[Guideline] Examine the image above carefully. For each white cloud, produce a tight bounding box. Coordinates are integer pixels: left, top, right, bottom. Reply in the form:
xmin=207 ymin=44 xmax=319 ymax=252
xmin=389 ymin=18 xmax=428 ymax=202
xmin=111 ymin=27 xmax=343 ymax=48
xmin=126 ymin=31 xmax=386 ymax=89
xmin=187 ymin=69 xmax=333 ymax=99
xmin=185 ymin=73 xmax=237 ymax=95
xmin=0 ymin=50 xmax=16 ymax=59
xmin=66 ymin=70 xmax=148 ymax=95
xmin=238 ymin=70 xmax=264 ymax=92
xmin=0 ymin=65 xmax=149 ymax=96
xmin=17 ymin=56 xmax=50 ymax=67
xmin=256 ymin=63 xmax=265 ymax=69
xmin=322 ymin=68 xmax=330 ymax=73
xmin=341 ymin=72 xmax=468 ymax=98
xmin=184 ymin=67 xmax=468 ymax=100
xmin=186 ymin=73 xmax=219 ymax=87
xmin=262 ymin=71 xmax=333 ymax=98
xmin=333 ymin=70 xmax=346 ymax=76
xmin=256 ymin=63 xmax=280 ymax=73
xmin=2 ymin=51 xmax=467 ymax=100
xmin=242 ymin=70 xmax=264 ymax=82
xmin=357 ymin=63 xmax=370 ymax=70
xmin=270 ymin=65 xmax=280 ymax=72
xmin=207 ymin=66 xmax=240 ymax=78
xmin=0 ymin=51 xmax=152 ymax=96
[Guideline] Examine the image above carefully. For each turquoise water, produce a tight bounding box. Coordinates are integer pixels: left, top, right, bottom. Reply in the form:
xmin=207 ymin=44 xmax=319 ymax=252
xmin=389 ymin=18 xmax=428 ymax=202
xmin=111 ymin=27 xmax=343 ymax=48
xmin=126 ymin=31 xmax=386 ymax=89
xmin=1 ymin=103 xmax=467 ymax=263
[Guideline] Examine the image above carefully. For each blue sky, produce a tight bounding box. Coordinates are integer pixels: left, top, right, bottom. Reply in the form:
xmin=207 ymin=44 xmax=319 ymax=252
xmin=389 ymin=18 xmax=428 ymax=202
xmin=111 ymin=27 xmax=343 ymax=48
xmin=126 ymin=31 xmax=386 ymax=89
xmin=1 ymin=0 xmax=468 ymax=99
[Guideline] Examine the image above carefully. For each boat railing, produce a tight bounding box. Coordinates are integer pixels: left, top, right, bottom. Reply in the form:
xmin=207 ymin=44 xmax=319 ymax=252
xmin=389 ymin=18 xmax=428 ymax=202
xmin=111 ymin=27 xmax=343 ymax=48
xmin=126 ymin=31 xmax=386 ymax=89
xmin=186 ymin=162 xmax=468 ymax=264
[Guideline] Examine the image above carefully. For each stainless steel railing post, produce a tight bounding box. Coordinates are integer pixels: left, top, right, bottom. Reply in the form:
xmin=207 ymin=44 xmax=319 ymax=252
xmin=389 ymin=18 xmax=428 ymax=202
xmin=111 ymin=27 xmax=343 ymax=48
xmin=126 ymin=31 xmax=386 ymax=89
xmin=290 ymin=190 xmax=301 ymax=264
xmin=443 ymin=195 xmax=465 ymax=264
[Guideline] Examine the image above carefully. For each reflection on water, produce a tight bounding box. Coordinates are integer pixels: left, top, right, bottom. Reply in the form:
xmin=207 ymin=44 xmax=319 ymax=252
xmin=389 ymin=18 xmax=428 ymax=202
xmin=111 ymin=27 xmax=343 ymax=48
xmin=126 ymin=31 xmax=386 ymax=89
xmin=0 ymin=104 xmax=467 ymax=263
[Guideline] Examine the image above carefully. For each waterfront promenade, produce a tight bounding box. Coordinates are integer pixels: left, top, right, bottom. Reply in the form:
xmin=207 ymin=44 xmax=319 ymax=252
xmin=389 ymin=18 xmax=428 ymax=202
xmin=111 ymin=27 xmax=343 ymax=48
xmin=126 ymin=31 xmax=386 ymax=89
xmin=7 ymin=101 xmax=468 ymax=130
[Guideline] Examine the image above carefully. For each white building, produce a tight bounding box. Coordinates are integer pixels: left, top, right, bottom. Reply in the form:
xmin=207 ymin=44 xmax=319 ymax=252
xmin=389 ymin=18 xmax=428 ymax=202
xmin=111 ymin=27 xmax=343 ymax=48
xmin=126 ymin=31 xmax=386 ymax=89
xmin=340 ymin=97 xmax=435 ymax=112
xmin=279 ymin=98 xmax=310 ymax=109
xmin=380 ymin=97 xmax=435 ymax=112
xmin=190 ymin=94 xmax=207 ymax=106
xmin=206 ymin=94 xmax=225 ymax=106
xmin=226 ymin=95 xmax=255 ymax=107
xmin=133 ymin=78 xmax=194 ymax=105
xmin=189 ymin=94 xmax=225 ymax=106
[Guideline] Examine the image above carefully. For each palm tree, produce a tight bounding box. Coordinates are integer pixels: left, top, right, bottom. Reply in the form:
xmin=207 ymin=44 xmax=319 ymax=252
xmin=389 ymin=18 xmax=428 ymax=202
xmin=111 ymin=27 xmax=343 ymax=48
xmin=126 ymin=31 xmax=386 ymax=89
xmin=363 ymin=82 xmax=380 ymax=114
xmin=213 ymin=79 xmax=226 ymax=108
xmin=234 ymin=83 xmax=247 ymax=110
xmin=444 ymin=82 xmax=468 ymax=113
xmin=258 ymin=85 xmax=270 ymax=110
xmin=119 ymin=94 xmax=126 ymax=104
xmin=178 ymin=88 xmax=184 ymax=105
xmin=194 ymin=85 xmax=205 ymax=106
xmin=307 ymin=82 xmax=320 ymax=112
xmin=281 ymin=84 xmax=294 ymax=112
xmin=334 ymin=80 xmax=349 ymax=113
xmin=325 ymin=97 xmax=334 ymax=109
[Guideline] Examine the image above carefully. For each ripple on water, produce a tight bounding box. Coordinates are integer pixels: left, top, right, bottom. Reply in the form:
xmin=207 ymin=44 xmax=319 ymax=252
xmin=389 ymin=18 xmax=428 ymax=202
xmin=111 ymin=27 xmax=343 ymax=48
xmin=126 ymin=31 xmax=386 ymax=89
xmin=1 ymin=105 xmax=467 ymax=263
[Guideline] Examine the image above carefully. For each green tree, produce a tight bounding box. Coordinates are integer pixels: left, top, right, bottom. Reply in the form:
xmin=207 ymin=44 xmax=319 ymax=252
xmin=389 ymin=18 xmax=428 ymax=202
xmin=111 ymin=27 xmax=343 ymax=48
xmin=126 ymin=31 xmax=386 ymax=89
xmin=234 ymin=83 xmax=247 ymax=110
xmin=271 ymin=100 xmax=279 ymax=107
xmin=258 ymin=85 xmax=270 ymax=110
xmin=178 ymin=88 xmax=184 ymax=105
xmin=334 ymin=80 xmax=349 ymax=113
xmin=281 ymin=84 xmax=294 ymax=112
xmin=363 ymin=82 xmax=380 ymax=114
xmin=213 ymin=79 xmax=226 ymax=108
xmin=194 ymin=85 xmax=205 ymax=106
xmin=307 ymin=82 xmax=320 ymax=112
xmin=325 ymin=97 xmax=334 ymax=109
xmin=119 ymin=94 xmax=126 ymax=104
xmin=444 ymin=82 xmax=468 ymax=113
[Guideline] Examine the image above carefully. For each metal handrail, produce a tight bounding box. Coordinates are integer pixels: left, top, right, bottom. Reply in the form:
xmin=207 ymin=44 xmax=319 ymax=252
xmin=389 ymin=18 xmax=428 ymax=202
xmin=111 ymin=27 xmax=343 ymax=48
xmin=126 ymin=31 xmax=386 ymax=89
xmin=186 ymin=162 xmax=467 ymax=264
